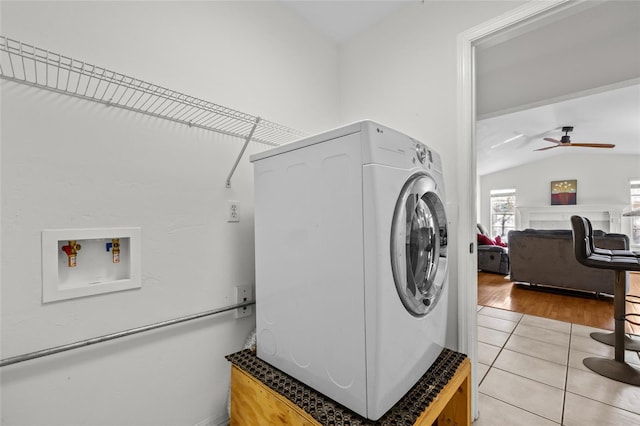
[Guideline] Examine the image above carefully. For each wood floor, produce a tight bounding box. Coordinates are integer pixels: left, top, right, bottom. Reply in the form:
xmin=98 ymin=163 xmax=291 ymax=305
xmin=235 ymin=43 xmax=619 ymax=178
xmin=478 ymin=271 xmax=640 ymax=332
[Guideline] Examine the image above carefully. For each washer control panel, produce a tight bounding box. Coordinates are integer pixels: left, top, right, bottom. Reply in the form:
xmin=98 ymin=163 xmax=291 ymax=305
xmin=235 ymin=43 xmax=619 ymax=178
xmin=365 ymin=122 xmax=441 ymax=173
xmin=414 ymin=142 xmax=432 ymax=165
xmin=415 ymin=144 xmax=427 ymax=164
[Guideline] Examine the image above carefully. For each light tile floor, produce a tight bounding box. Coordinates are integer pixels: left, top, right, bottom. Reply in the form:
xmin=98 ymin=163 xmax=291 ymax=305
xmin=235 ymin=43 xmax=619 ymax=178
xmin=474 ymin=306 xmax=640 ymax=425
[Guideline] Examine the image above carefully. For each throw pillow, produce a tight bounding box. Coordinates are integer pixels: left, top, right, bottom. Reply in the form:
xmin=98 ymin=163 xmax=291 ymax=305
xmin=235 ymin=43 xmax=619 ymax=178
xmin=494 ymin=235 xmax=507 ymax=247
xmin=477 ymin=233 xmax=495 ymax=246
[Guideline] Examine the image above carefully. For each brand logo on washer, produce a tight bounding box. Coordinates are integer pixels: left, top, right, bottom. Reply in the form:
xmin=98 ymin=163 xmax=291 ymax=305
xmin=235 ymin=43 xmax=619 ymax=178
xmin=415 ymin=144 xmax=427 ymax=164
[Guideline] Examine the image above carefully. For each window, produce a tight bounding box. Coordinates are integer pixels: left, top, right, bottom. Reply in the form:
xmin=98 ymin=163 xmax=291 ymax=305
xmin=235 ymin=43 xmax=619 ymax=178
xmin=490 ymin=188 xmax=516 ymax=240
xmin=631 ymin=179 xmax=640 ymax=245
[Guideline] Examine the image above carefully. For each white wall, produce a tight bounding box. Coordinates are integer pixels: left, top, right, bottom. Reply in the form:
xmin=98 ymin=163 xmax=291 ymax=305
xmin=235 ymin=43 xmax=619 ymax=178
xmin=0 ymin=1 xmax=340 ymax=134
xmin=1 ymin=1 xmax=555 ymax=424
xmin=476 ymin=1 xmax=640 ymax=116
xmin=479 ymin=153 xmax=640 ymax=231
xmin=1 ymin=2 xmax=339 ymax=425
xmin=338 ymin=0 xmax=524 ymax=349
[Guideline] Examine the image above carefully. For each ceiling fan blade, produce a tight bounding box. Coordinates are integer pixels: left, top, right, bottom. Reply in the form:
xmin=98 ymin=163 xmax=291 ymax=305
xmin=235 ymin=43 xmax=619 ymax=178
xmin=490 ymin=133 xmax=524 ymax=149
xmin=517 ymin=128 xmax=559 ymax=146
xmin=534 ymin=145 xmax=559 ymax=151
xmin=543 ymin=137 xmax=561 ymax=143
xmin=567 ymin=143 xmax=616 ymax=148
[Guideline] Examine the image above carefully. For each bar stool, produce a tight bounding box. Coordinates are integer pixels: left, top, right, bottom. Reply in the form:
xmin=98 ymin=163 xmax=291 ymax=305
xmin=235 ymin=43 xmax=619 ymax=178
xmin=570 ymin=215 xmax=640 ymax=385
xmin=581 ymin=216 xmax=640 ymax=351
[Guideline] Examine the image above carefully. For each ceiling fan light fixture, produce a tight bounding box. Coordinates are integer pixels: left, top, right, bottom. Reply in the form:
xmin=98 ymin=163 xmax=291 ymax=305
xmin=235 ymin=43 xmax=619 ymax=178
xmin=560 ymin=126 xmax=573 ymax=143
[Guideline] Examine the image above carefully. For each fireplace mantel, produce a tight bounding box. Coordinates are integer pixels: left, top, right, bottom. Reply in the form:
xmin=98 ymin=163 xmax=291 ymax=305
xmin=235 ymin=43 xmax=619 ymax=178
xmin=516 ymin=204 xmax=628 ymax=233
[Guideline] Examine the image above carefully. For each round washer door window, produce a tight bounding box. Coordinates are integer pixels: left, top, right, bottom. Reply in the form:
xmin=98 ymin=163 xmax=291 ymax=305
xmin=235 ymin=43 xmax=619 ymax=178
xmin=391 ymin=173 xmax=448 ymax=317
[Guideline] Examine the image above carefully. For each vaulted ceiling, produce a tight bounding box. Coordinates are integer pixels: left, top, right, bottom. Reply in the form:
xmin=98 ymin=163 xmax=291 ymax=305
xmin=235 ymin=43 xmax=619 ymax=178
xmin=281 ymin=1 xmax=640 ymax=177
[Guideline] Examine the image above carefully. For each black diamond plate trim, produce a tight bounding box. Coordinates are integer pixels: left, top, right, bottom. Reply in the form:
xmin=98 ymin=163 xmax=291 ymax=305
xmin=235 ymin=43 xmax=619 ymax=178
xmin=226 ymin=348 xmax=467 ymax=426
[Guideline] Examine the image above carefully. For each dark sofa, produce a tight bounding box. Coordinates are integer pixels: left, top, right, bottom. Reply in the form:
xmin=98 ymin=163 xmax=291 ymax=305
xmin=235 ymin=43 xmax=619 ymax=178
xmin=507 ymin=229 xmax=630 ymax=296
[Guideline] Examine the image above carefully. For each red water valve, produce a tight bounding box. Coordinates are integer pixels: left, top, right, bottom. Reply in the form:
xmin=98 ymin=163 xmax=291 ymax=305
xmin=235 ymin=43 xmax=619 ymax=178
xmin=61 ymin=240 xmax=81 ymax=267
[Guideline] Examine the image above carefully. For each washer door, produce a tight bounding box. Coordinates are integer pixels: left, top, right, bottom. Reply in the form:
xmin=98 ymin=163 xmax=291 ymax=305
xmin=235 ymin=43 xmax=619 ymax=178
xmin=391 ymin=173 xmax=448 ymax=317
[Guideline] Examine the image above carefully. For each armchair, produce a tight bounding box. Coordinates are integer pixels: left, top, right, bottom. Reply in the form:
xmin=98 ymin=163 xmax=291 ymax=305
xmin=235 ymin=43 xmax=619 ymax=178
xmin=477 ymin=224 xmax=509 ymax=275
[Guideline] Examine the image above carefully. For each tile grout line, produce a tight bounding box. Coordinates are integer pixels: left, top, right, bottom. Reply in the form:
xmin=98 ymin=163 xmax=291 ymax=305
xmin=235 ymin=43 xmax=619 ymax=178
xmin=478 ymin=312 xmax=524 ymax=386
xmin=564 ymin=326 xmax=640 ymax=420
xmin=477 ymin=390 xmax=561 ymax=425
xmin=476 ymin=313 xmax=571 ymax=426
xmin=479 ymin=312 xmax=564 ymax=424
xmin=560 ymin=322 xmax=573 ymax=426
xmin=478 ymin=307 xmax=640 ymax=424
xmin=491 ymin=324 xmax=571 ymax=370
xmin=562 ymin=385 xmax=640 ymax=419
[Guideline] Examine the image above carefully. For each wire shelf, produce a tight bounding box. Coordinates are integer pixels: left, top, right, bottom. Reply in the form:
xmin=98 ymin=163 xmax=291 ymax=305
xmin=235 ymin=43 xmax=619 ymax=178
xmin=0 ymin=36 xmax=306 ymax=147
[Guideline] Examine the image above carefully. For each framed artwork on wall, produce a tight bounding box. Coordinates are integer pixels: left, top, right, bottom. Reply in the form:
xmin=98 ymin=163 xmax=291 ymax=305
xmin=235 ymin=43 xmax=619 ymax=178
xmin=551 ymin=180 xmax=577 ymax=205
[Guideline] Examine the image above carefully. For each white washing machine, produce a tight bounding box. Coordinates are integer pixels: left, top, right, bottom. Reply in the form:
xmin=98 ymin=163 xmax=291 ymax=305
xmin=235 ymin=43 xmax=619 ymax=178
xmin=250 ymin=120 xmax=449 ymax=420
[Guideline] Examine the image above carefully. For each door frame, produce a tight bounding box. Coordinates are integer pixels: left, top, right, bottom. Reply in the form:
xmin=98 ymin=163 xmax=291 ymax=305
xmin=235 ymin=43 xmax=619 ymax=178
xmin=456 ymin=0 xmax=582 ymax=419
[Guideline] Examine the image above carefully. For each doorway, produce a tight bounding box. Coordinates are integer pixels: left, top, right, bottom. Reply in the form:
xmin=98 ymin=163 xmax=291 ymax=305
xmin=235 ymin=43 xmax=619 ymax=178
xmin=456 ymin=0 xmax=590 ymax=419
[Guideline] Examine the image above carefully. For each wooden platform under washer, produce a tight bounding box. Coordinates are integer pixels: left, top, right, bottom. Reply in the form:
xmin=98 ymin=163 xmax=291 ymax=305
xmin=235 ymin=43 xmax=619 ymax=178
xmin=226 ymin=348 xmax=470 ymax=426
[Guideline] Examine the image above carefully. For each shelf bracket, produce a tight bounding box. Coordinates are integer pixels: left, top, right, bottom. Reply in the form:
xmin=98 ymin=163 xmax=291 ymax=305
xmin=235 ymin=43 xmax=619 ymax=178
xmin=226 ymin=117 xmax=260 ymax=188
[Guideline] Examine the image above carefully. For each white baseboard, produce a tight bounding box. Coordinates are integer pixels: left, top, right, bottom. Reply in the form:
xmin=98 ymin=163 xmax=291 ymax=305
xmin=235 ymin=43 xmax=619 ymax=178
xmin=194 ymin=414 xmax=229 ymax=426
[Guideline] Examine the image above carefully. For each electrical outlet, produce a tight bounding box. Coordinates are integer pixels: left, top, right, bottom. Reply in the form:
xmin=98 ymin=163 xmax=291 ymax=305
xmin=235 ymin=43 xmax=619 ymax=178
xmin=234 ymin=286 xmax=253 ymax=318
xmin=228 ymin=200 xmax=240 ymax=223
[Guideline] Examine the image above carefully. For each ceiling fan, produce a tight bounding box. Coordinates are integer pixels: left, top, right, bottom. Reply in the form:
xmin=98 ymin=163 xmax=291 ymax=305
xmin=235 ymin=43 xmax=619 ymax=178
xmin=535 ymin=126 xmax=615 ymax=151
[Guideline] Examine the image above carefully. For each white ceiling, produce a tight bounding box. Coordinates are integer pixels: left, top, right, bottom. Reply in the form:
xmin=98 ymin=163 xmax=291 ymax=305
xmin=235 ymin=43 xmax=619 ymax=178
xmin=476 ymin=82 xmax=640 ymax=176
xmin=282 ymin=0 xmax=414 ymax=43
xmin=281 ymin=1 xmax=640 ymax=176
